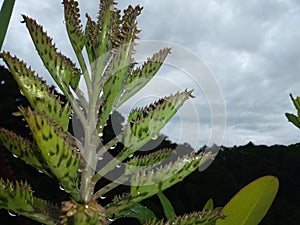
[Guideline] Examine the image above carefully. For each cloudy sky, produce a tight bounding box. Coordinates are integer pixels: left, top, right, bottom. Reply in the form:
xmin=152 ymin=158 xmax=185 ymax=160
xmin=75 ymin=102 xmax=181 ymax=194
xmin=1 ymin=0 xmax=300 ymax=147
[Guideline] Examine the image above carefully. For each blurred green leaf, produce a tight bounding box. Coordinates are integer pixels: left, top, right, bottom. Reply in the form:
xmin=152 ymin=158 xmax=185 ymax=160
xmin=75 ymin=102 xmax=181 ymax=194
xmin=118 ymin=204 xmax=157 ymax=224
xmin=0 ymin=0 xmax=15 ymax=50
xmin=203 ymin=199 xmax=214 ymax=211
xmin=216 ymin=176 xmax=279 ymax=225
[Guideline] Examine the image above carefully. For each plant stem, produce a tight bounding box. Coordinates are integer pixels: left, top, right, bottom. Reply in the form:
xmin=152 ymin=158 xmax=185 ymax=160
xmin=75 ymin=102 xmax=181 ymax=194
xmin=93 ymin=175 xmax=127 ymax=200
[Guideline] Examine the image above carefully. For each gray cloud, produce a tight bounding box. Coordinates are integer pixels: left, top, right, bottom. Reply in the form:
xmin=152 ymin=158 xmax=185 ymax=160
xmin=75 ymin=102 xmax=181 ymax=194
xmin=1 ymin=0 xmax=300 ymax=147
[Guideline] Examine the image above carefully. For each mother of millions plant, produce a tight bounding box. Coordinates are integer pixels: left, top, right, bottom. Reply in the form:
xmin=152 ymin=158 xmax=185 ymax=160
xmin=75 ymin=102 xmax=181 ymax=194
xmin=0 ymin=0 xmax=279 ymax=225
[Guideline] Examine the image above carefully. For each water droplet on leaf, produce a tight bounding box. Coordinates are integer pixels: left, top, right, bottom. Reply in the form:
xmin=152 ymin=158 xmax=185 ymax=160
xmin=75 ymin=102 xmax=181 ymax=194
xmin=107 ymin=214 xmax=116 ymax=222
xmin=151 ymin=132 xmax=158 ymax=140
xmin=12 ymin=154 xmax=18 ymax=158
xmin=8 ymin=210 xmax=17 ymax=217
xmin=59 ymin=185 xmax=65 ymax=191
xmin=100 ymin=195 xmax=106 ymax=200
xmin=116 ymin=164 xmax=121 ymax=168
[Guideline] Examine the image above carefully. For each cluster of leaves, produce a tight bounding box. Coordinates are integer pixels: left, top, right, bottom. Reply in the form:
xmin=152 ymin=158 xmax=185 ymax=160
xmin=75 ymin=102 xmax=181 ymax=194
xmin=0 ymin=0 xmax=222 ymax=224
xmin=0 ymin=0 xmax=279 ymax=225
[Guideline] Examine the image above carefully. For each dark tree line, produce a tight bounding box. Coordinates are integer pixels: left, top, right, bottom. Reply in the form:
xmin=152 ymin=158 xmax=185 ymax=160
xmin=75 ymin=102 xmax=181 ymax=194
xmin=0 ymin=65 xmax=299 ymax=225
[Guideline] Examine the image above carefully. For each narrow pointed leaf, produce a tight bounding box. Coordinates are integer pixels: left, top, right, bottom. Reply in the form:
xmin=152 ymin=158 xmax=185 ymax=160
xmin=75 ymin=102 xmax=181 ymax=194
xmin=21 ymin=15 xmax=81 ymax=92
xmin=285 ymin=113 xmax=300 ymax=128
xmin=0 ymin=128 xmax=52 ymax=176
xmin=0 ymin=52 xmax=70 ymax=131
xmin=116 ymin=48 xmax=171 ymax=107
xmin=145 ymin=211 xmax=224 ymax=225
xmin=97 ymin=43 xmax=134 ymax=131
xmin=0 ymin=179 xmax=60 ymax=225
xmin=125 ymin=148 xmax=174 ymax=175
xmin=84 ymin=14 xmax=97 ymax=64
xmin=19 ymin=107 xmax=80 ymax=201
xmin=122 ymin=90 xmax=193 ymax=159
xmin=216 ymin=176 xmax=279 ymax=225
xmin=157 ymin=192 xmax=176 ymax=219
xmin=130 ymin=151 xmax=211 ymax=203
xmin=95 ymin=0 xmax=114 ymax=57
xmin=0 ymin=0 xmax=15 ymax=50
xmin=63 ymin=0 xmax=85 ymax=53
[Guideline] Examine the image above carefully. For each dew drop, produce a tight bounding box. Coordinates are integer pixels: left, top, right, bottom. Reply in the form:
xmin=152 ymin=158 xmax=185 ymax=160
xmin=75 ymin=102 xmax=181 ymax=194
xmin=110 ymin=145 xmax=116 ymax=150
xmin=0 ymin=80 xmax=5 ymax=85
xmin=38 ymin=170 xmax=43 ymax=174
xmin=59 ymin=185 xmax=65 ymax=191
xmin=115 ymin=164 xmax=121 ymax=169
xmin=107 ymin=214 xmax=116 ymax=222
xmin=98 ymin=132 xmax=103 ymax=137
xmin=151 ymin=132 xmax=158 ymax=140
xmin=100 ymin=195 xmax=106 ymax=200
xmin=77 ymin=168 xmax=82 ymax=173
xmin=12 ymin=154 xmax=18 ymax=158
xmin=20 ymin=90 xmax=25 ymax=96
xmin=8 ymin=210 xmax=17 ymax=217
xmin=128 ymin=154 xmax=134 ymax=158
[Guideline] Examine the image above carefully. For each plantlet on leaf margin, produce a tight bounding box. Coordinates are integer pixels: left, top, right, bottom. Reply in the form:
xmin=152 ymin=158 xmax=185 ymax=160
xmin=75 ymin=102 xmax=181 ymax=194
xmin=0 ymin=0 xmax=278 ymax=224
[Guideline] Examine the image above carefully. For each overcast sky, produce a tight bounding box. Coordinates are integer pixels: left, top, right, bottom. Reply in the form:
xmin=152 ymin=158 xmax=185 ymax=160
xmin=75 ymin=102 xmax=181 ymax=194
xmin=1 ymin=0 xmax=300 ymax=147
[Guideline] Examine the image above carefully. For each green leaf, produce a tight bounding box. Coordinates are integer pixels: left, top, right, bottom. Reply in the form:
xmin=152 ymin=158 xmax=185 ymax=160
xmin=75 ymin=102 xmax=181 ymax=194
xmin=285 ymin=113 xmax=300 ymax=129
xmin=203 ymin=199 xmax=214 ymax=211
xmin=116 ymin=48 xmax=171 ymax=107
xmin=84 ymin=14 xmax=97 ymax=65
xmin=157 ymin=192 xmax=176 ymax=219
xmin=96 ymin=4 xmax=142 ymax=132
xmin=125 ymin=148 xmax=174 ymax=175
xmin=144 ymin=211 xmax=224 ymax=225
xmin=0 ymin=0 xmax=16 ymax=50
xmin=0 ymin=179 xmax=60 ymax=225
xmin=122 ymin=90 xmax=193 ymax=159
xmin=0 ymin=52 xmax=71 ymax=131
xmin=19 ymin=107 xmax=81 ymax=201
xmin=0 ymin=128 xmax=52 ymax=177
xmin=63 ymin=0 xmax=85 ymax=54
xmin=118 ymin=204 xmax=157 ymax=224
xmin=21 ymin=15 xmax=81 ymax=93
xmin=130 ymin=151 xmax=211 ymax=203
xmin=216 ymin=176 xmax=279 ymax=225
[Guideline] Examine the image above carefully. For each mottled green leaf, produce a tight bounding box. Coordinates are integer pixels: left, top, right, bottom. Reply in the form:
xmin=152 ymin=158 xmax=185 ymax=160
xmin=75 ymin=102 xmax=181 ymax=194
xmin=116 ymin=48 xmax=171 ymax=107
xmin=21 ymin=15 xmax=81 ymax=93
xmin=0 ymin=52 xmax=70 ymax=131
xmin=0 ymin=128 xmax=52 ymax=176
xmin=84 ymin=14 xmax=97 ymax=64
xmin=130 ymin=151 xmax=209 ymax=203
xmin=157 ymin=192 xmax=176 ymax=219
xmin=122 ymin=90 xmax=193 ymax=160
xmin=19 ymin=107 xmax=80 ymax=201
xmin=95 ymin=0 xmax=114 ymax=58
xmin=216 ymin=176 xmax=279 ymax=225
xmin=63 ymin=0 xmax=85 ymax=54
xmin=145 ymin=211 xmax=224 ymax=225
xmin=125 ymin=148 xmax=174 ymax=175
xmin=0 ymin=179 xmax=60 ymax=225
xmin=96 ymin=4 xmax=142 ymax=132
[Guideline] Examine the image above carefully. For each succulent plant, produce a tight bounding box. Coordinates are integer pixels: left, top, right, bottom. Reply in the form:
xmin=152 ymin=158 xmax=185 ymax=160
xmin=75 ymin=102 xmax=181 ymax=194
xmin=0 ymin=1 xmax=279 ymax=225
